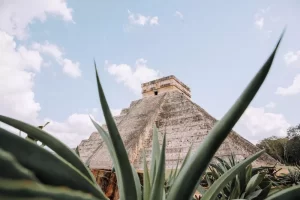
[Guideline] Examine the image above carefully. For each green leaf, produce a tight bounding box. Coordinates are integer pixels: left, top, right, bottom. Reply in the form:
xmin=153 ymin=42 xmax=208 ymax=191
xmin=196 ymin=185 xmax=207 ymax=195
xmin=229 ymin=180 xmax=240 ymax=200
xmin=94 ymin=62 xmax=137 ymax=200
xmin=245 ymin=189 xmax=262 ymax=200
xmin=177 ymin=145 xmax=193 ymax=176
xmin=246 ymin=164 xmax=253 ymax=184
xmin=90 ymin=118 xmax=124 ymax=198
xmin=238 ymin=165 xmax=247 ymax=194
xmin=0 ymin=127 xmax=108 ymax=200
xmin=0 ymin=179 xmax=100 ymax=200
xmin=150 ymin=134 xmax=166 ymax=200
xmin=255 ymin=183 xmax=272 ymax=200
xmin=265 ymin=185 xmax=300 ymax=200
xmin=143 ymin=150 xmax=151 ymax=200
xmin=166 ymin=31 xmax=284 ymax=200
xmin=201 ymin=150 xmax=265 ymax=200
xmin=215 ymin=157 xmax=231 ymax=170
xmin=150 ymin=125 xmax=160 ymax=185
xmin=0 ymin=115 xmax=95 ymax=184
xmin=0 ymin=196 xmax=52 ymax=200
xmin=0 ymin=148 xmax=38 ymax=181
xmin=244 ymin=172 xmax=266 ymax=196
xmin=210 ymin=163 xmax=225 ymax=175
xmin=131 ymin=165 xmax=142 ymax=200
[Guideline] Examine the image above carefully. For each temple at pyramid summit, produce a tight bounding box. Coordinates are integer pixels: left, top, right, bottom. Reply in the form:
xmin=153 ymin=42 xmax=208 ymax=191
xmin=77 ymin=75 xmax=276 ymax=170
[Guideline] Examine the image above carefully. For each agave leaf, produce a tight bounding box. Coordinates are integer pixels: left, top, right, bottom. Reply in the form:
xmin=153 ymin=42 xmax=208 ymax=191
xmin=0 ymin=178 xmax=100 ymax=200
xmin=201 ymin=150 xmax=265 ymax=200
xmin=131 ymin=165 xmax=142 ymax=200
xmin=229 ymin=153 xmax=236 ymax=167
xmin=167 ymin=169 xmax=174 ymax=184
xmin=246 ymin=164 xmax=253 ymax=183
xmin=149 ymin=134 xmax=166 ymax=200
xmin=229 ymin=180 xmax=240 ymax=199
xmin=0 ymin=148 xmax=38 ymax=181
xmin=267 ymin=187 xmax=282 ymax=197
xmin=265 ymin=185 xmax=300 ymax=200
xmin=166 ymin=31 xmax=284 ymax=200
xmin=255 ymin=182 xmax=272 ymax=200
xmin=0 ymin=196 xmax=52 ymax=200
xmin=150 ymin=125 xmax=160 ymax=185
xmin=177 ymin=145 xmax=193 ymax=176
xmin=245 ymin=189 xmax=262 ymax=200
xmin=0 ymin=127 xmax=108 ymax=200
xmin=90 ymin=118 xmax=124 ymax=198
xmin=0 ymin=115 xmax=95 ymax=184
xmin=238 ymin=165 xmax=247 ymax=194
xmin=173 ymin=153 xmax=180 ymax=178
xmin=205 ymin=174 xmax=212 ymax=187
xmin=196 ymin=185 xmax=207 ymax=195
xmin=244 ymin=172 xmax=266 ymax=196
xmin=95 ymin=62 xmax=137 ymax=199
xmin=215 ymin=157 xmax=231 ymax=170
xmin=210 ymin=163 xmax=225 ymax=175
xmin=210 ymin=167 xmax=220 ymax=180
xmin=143 ymin=150 xmax=151 ymax=200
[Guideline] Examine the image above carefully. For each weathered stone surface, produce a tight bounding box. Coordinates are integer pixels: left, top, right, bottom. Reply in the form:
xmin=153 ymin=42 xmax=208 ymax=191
xmin=78 ymin=75 xmax=277 ymax=170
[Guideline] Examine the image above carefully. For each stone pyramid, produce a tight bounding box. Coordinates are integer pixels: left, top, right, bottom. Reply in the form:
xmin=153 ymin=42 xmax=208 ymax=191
xmin=78 ymin=75 xmax=276 ymax=170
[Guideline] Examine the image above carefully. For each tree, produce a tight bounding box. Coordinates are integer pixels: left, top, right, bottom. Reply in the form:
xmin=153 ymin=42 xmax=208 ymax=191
xmin=285 ymin=136 xmax=300 ymax=165
xmin=287 ymin=123 xmax=300 ymax=139
xmin=256 ymin=136 xmax=288 ymax=164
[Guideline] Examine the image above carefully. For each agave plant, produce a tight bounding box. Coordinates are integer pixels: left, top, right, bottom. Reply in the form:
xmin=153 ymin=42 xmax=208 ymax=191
xmin=1 ymin=30 xmax=299 ymax=200
xmin=276 ymin=167 xmax=300 ymax=186
xmin=203 ymin=155 xmax=277 ymax=199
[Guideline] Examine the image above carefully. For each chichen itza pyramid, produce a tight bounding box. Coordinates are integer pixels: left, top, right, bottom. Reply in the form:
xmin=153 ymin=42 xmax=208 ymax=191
xmin=78 ymin=75 xmax=276 ymax=170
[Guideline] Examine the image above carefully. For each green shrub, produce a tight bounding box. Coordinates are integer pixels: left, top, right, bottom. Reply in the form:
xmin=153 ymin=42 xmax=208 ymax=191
xmin=1 ymin=30 xmax=299 ymax=200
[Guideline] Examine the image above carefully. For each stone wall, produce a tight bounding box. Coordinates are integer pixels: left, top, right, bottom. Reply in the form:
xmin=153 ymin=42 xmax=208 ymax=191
xmin=80 ymin=90 xmax=276 ymax=170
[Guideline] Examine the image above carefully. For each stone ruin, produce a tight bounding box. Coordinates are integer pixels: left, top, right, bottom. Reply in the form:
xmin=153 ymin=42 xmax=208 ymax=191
xmin=78 ymin=75 xmax=276 ymax=170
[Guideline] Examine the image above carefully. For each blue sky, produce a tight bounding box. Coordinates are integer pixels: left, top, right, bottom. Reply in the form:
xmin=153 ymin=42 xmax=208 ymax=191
xmin=1 ymin=0 xmax=299 ymax=147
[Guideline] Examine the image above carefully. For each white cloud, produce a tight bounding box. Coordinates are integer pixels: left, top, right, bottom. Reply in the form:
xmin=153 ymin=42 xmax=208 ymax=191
xmin=43 ymin=114 xmax=99 ymax=148
xmin=236 ymin=106 xmax=290 ymax=141
xmin=175 ymin=11 xmax=184 ymax=19
xmin=284 ymin=51 xmax=300 ymax=66
xmin=111 ymin=109 xmax=122 ymax=116
xmin=0 ymin=0 xmax=73 ymax=40
xmin=0 ymin=31 xmax=42 ymax=123
xmin=62 ymin=59 xmax=81 ymax=78
xmin=0 ymin=1 xmax=92 ymax=149
xmin=254 ymin=7 xmax=271 ymax=31
xmin=150 ymin=17 xmax=159 ymax=25
xmin=32 ymin=41 xmax=63 ymax=59
xmin=32 ymin=41 xmax=81 ymax=78
xmin=276 ymin=74 xmax=300 ymax=96
xmin=254 ymin=15 xmax=264 ymax=30
xmin=106 ymin=58 xmax=161 ymax=95
xmin=265 ymin=102 xmax=276 ymax=108
xmin=0 ymin=31 xmax=89 ymax=148
xmin=127 ymin=10 xmax=159 ymax=26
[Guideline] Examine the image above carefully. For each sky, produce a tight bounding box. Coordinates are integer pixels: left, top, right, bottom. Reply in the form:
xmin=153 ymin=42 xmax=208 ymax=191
xmin=0 ymin=0 xmax=300 ymax=147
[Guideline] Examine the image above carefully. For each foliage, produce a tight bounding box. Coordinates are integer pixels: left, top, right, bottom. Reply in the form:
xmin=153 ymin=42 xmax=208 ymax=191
xmin=256 ymin=136 xmax=288 ymax=164
xmin=202 ymin=155 xmax=274 ymax=199
xmin=276 ymin=166 xmax=300 ymax=187
xmin=285 ymin=136 xmax=300 ymax=165
xmin=1 ymin=30 xmax=300 ymax=200
xmin=256 ymin=123 xmax=300 ymax=165
xmin=287 ymin=124 xmax=300 ymax=139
